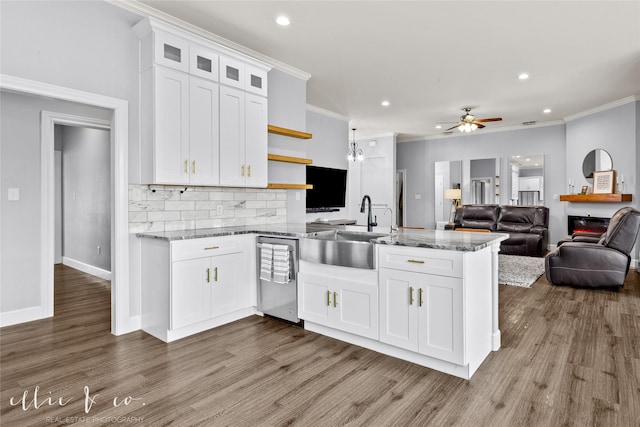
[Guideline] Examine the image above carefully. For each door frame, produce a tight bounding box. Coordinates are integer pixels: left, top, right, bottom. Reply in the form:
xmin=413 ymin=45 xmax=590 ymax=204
xmin=1 ymin=74 xmax=132 ymax=335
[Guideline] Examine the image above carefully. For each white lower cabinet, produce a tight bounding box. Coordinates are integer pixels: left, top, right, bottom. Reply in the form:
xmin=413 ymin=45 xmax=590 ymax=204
xmin=171 ymin=252 xmax=240 ymax=330
xmin=379 ymin=268 xmax=463 ymax=365
xmin=141 ymin=235 xmax=256 ymax=342
xmin=298 ymin=261 xmax=378 ymax=340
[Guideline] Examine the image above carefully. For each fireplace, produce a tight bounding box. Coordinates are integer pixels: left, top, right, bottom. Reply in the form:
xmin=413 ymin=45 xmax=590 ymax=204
xmin=567 ymin=215 xmax=610 ymax=235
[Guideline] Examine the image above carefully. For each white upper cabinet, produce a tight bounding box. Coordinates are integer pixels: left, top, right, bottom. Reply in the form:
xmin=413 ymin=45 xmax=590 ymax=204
xmin=245 ymin=65 xmax=268 ymax=97
xmin=153 ymin=31 xmax=190 ymax=72
xmin=189 ymin=44 xmax=219 ymax=81
xmin=219 ymin=56 xmax=244 ymax=89
xmin=133 ymin=17 xmax=270 ymax=187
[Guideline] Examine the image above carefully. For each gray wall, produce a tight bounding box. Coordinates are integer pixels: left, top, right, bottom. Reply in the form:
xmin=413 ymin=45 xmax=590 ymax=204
xmin=61 ymin=126 xmax=111 ymax=271
xmin=267 ymin=69 xmax=308 ymax=223
xmin=0 ymin=92 xmax=112 ymax=313
xmin=565 ymin=101 xmax=639 ymax=258
xmin=0 ymin=0 xmax=140 ymax=317
xmin=305 ymin=110 xmax=350 ymax=222
xmin=397 ymin=124 xmax=567 ymax=243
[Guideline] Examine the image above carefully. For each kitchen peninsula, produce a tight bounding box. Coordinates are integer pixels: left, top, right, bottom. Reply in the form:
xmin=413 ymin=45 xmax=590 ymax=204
xmin=137 ymin=225 xmax=507 ymax=379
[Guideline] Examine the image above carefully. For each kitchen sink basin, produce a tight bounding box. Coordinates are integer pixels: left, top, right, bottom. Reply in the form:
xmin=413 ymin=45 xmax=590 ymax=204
xmin=300 ymin=230 xmax=389 ymax=269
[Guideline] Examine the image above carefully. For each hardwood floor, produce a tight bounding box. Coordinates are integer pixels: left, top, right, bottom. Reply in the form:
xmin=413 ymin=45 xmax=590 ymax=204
xmin=1 ymin=264 xmax=639 ymax=426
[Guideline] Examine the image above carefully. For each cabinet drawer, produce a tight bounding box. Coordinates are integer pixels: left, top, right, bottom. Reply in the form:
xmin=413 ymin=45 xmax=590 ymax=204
xmin=378 ymin=246 xmax=463 ymax=278
xmin=171 ymin=236 xmax=241 ymax=261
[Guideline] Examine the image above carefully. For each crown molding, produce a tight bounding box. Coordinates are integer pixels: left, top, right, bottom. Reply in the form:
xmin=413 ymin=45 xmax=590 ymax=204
xmin=107 ymin=0 xmax=311 ymax=81
xmin=305 ymin=104 xmax=350 ymax=122
xmin=564 ymin=95 xmax=640 ymax=122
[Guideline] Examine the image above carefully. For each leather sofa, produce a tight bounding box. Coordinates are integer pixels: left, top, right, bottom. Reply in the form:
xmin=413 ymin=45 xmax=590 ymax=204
xmin=447 ymin=205 xmax=549 ymax=257
xmin=545 ymin=207 xmax=640 ymax=289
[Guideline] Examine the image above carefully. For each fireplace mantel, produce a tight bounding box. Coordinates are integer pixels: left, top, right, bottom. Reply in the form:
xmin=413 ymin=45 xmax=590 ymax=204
xmin=559 ymin=194 xmax=633 ymax=203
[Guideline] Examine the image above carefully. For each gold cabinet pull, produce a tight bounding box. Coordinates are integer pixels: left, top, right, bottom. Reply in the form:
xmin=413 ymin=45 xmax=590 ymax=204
xmin=333 ymin=292 xmax=338 ymax=308
xmin=408 ymin=259 xmax=425 ymax=264
xmin=204 ymin=246 xmax=219 ymax=250
xmin=241 ymin=165 xmax=245 ymax=176
xmin=327 ymin=290 xmax=331 ymax=306
xmin=409 ymin=286 xmax=414 ymax=305
xmin=214 ymin=267 xmax=218 ymax=282
xmin=418 ymin=288 xmax=424 ymax=307
xmin=184 ymin=159 xmax=189 ymax=173
xmin=206 ymin=267 xmax=210 ymax=283
xmin=248 ymin=165 xmax=251 ymax=177
xmin=192 ymin=160 xmax=197 ymax=174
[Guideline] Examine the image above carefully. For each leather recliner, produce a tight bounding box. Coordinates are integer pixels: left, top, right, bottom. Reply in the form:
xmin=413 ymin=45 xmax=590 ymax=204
xmin=545 ymin=207 xmax=640 ymax=288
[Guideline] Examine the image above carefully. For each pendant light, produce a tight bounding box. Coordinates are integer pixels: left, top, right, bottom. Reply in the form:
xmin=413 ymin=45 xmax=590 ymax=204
xmin=347 ymin=128 xmax=364 ymax=162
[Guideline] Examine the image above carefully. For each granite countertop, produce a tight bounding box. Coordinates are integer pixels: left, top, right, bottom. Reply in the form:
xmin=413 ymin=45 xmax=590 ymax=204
xmin=137 ymin=223 xmax=508 ymax=251
xmin=135 ymin=223 xmax=338 ymax=241
xmin=375 ymin=229 xmax=509 ymax=252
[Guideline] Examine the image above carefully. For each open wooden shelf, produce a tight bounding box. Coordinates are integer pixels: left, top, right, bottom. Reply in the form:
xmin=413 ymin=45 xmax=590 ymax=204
xmin=267 ymin=125 xmax=312 ymax=139
xmin=267 ymin=154 xmax=312 ymax=164
xmin=267 ymin=183 xmax=313 ymax=190
xmin=559 ymin=193 xmax=633 ymax=203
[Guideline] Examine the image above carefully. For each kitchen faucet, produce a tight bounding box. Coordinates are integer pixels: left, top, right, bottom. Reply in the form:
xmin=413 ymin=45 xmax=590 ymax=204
xmin=360 ymin=195 xmax=377 ymax=232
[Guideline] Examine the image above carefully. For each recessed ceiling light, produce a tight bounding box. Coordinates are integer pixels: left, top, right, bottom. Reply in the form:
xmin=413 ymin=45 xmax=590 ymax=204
xmin=276 ymin=16 xmax=290 ymax=26
xmin=543 ymin=108 xmax=551 ymax=113
xmin=526 ymin=158 xmax=531 ymax=161
xmin=381 ymin=100 xmax=390 ymax=107
xmin=435 ymin=125 xmax=442 ymax=129
xmin=518 ymin=73 xmax=529 ymax=80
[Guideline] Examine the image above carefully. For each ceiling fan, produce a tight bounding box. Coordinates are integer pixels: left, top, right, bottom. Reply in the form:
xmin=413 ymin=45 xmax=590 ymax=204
xmin=445 ymin=108 xmax=502 ymax=133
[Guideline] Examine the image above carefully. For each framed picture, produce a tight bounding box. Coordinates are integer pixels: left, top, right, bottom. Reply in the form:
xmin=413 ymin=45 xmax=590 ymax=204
xmin=580 ymin=185 xmax=588 ymax=195
xmin=592 ymin=170 xmax=615 ymax=194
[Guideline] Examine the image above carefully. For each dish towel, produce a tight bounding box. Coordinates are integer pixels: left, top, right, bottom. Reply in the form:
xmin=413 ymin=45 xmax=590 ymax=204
xmin=260 ymin=243 xmax=273 ymax=281
xmin=272 ymin=244 xmax=291 ymax=284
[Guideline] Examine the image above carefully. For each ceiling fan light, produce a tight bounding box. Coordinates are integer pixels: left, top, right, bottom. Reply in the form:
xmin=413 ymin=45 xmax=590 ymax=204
xmin=471 ymin=123 xmax=478 ymax=131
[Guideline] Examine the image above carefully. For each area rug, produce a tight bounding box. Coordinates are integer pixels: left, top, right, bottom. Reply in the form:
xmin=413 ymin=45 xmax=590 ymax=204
xmin=498 ymin=254 xmax=545 ymax=288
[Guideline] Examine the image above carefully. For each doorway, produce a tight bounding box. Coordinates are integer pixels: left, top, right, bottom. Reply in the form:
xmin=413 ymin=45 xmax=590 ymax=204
xmin=396 ymin=169 xmax=406 ymax=227
xmin=0 ymin=75 xmax=131 ymax=334
xmin=55 ymin=123 xmax=112 ymax=281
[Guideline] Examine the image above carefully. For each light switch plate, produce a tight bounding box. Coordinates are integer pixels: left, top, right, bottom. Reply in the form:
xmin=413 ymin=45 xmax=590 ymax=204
xmin=8 ymin=188 xmax=20 ymax=201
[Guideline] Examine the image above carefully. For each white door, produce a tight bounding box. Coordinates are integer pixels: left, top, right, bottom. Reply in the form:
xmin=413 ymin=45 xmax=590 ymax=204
xmin=333 ymin=279 xmax=379 ymax=340
xmin=189 ymin=77 xmax=220 ymax=185
xmin=298 ymin=272 xmax=332 ymax=327
xmin=54 ymin=151 xmax=62 ymax=264
xmin=379 ymin=268 xmax=419 ymax=352
xmin=155 ymin=66 xmax=189 ymax=184
xmin=210 ymin=253 xmax=240 ymax=317
xmin=244 ymin=93 xmax=268 ymax=188
xmin=171 ymin=258 xmax=210 ymax=329
xmin=418 ymin=275 xmax=464 ymax=364
xmin=219 ymin=85 xmax=245 ymax=186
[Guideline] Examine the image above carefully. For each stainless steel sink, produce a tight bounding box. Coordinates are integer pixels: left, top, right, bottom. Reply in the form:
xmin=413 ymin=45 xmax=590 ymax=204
xmin=300 ymin=230 xmax=389 ymax=269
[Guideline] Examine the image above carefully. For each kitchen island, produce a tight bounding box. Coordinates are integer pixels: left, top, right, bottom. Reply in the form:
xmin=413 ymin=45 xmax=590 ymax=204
xmin=298 ymin=228 xmax=507 ymax=380
xmin=138 ymin=225 xmax=507 ymax=379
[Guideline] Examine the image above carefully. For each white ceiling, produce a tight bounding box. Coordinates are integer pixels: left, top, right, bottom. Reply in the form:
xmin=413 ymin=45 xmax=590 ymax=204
xmin=137 ymin=1 xmax=640 ymax=141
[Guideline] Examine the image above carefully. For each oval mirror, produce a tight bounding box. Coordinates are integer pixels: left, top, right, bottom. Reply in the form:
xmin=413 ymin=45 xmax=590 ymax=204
xmin=582 ymin=149 xmax=612 ymax=180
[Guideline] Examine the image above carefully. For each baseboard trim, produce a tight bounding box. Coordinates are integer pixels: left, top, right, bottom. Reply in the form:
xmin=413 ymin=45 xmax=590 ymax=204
xmin=0 ymin=305 xmax=48 ymax=327
xmin=62 ymin=257 xmax=111 ymax=281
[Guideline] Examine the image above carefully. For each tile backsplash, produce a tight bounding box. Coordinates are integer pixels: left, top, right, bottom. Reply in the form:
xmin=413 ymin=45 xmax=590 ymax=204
xmin=128 ymin=185 xmax=287 ymax=233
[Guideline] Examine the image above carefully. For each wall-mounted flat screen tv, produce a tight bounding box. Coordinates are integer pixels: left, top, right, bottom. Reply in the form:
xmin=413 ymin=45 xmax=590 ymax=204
xmin=306 ymin=165 xmax=347 ymax=211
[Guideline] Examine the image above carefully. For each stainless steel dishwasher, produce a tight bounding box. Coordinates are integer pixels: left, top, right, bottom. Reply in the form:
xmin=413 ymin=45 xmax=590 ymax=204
xmin=257 ymin=236 xmax=300 ymax=323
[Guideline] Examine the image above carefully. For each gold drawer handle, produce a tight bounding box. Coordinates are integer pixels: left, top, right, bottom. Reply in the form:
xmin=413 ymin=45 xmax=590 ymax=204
xmin=204 ymin=246 xmax=220 ymax=250
xmin=333 ymin=291 xmax=338 ymax=308
xmin=184 ymin=159 xmax=188 ymax=173
xmin=407 ymin=259 xmax=425 ymax=264
xmin=327 ymin=290 xmax=331 ymax=306
xmin=409 ymin=286 xmax=414 ymax=305
xmin=214 ymin=267 xmax=218 ymax=282
xmin=241 ymin=165 xmax=245 ymax=176
xmin=248 ymin=165 xmax=251 ymax=177
xmin=206 ymin=268 xmax=210 ymax=283
xmin=419 ymin=288 xmax=424 ymax=307
xmin=192 ymin=160 xmax=197 ymax=174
